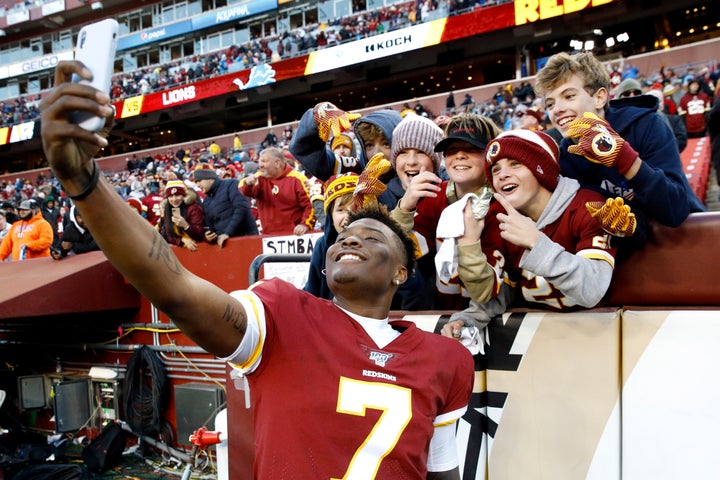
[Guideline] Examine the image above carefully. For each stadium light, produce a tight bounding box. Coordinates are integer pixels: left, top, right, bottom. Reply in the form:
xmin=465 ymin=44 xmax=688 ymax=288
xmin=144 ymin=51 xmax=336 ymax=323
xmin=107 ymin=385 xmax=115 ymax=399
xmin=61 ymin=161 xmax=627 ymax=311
xmin=605 ymin=37 xmax=615 ymax=48
xmin=91 ymin=2 xmax=103 ymax=10
xmin=584 ymin=40 xmax=594 ymax=51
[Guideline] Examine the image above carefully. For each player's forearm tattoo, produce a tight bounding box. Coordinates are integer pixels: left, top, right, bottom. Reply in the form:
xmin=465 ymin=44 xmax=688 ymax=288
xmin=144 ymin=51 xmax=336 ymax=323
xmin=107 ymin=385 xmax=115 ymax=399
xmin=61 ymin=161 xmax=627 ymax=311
xmin=147 ymin=232 xmax=182 ymax=274
xmin=223 ymin=304 xmax=247 ymax=333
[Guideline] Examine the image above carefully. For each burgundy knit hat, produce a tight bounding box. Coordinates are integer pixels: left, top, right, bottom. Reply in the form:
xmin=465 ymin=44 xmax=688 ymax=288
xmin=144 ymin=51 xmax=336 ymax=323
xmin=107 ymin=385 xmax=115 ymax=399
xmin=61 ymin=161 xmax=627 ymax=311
xmin=484 ymin=130 xmax=560 ymax=191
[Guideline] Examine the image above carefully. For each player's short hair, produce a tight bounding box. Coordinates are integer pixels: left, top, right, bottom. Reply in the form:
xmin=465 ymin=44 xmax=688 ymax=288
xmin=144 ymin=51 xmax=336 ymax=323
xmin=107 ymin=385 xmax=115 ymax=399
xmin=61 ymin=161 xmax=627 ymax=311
xmin=347 ymin=203 xmax=417 ymax=274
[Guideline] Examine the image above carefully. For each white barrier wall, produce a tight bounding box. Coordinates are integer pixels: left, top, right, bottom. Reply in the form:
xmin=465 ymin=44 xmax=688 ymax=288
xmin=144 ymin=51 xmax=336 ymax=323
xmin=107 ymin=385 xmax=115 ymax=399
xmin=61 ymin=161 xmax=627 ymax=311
xmin=405 ymin=308 xmax=719 ymax=480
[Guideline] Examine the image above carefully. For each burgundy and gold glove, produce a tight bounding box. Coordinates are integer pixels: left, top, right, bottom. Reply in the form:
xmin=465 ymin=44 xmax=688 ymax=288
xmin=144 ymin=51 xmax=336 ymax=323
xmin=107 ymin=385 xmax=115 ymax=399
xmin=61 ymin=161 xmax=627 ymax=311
xmin=585 ymin=197 xmax=637 ymax=237
xmin=313 ymin=102 xmax=362 ymax=143
xmin=353 ymin=153 xmax=391 ymax=209
xmin=566 ymin=112 xmax=638 ymax=175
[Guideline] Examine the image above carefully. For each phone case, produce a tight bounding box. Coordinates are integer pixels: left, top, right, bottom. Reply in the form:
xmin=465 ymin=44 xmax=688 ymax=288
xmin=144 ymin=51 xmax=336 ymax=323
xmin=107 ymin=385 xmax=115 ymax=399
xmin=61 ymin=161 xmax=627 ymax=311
xmin=70 ymin=18 xmax=119 ymax=132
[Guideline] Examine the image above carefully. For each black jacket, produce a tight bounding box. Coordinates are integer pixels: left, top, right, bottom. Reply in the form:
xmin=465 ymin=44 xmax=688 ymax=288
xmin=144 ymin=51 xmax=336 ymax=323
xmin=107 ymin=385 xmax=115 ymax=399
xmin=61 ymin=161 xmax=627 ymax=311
xmin=200 ymin=178 xmax=258 ymax=237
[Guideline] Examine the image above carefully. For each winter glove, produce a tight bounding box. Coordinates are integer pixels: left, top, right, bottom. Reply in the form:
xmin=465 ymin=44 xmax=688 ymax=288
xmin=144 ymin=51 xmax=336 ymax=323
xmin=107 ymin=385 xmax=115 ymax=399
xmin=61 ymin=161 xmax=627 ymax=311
xmin=566 ymin=112 xmax=638 ymax=175
xmin=585 ymin=197 xmax=637 ymax=237
xmin=353 ymin=153 xmax=391 ymax=209
xmin=313 ymin=102 xmax=362 ymax=143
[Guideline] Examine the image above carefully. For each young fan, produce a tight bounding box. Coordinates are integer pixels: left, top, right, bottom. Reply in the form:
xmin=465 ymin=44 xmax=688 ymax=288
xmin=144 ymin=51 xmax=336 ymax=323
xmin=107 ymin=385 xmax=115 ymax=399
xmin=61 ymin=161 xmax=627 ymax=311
xmin=444 ymin=130 xmax=618 ymax=339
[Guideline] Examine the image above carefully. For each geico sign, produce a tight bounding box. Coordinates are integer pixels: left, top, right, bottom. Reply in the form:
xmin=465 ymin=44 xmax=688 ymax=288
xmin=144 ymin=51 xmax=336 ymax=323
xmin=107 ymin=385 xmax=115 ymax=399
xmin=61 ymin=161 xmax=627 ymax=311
xmin=162 ymin=85 xmax=197 ymax=106
xmin=22 ymin=56 xmax=59 ymax=73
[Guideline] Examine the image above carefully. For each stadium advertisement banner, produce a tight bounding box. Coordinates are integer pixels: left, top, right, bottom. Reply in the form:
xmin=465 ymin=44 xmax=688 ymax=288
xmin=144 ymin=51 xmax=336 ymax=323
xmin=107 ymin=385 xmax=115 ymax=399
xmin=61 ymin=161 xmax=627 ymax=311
xmin=304 ymin=19 xmax=446 ymax=75
xmin=191 ymin=0 xmax=279 ymax=30
xmin=41 ymin=0 xmax=65 ymax=17
xmin=0 ymin=51 xmax=73 ymax=80
xmin=4 ymin=9 xmax=29 ymax=26
xmin=115 ymin=57 xmax=308 ymax=119
xmin=118 ymin=20 xmax=193 ymax=51
xmin=514 ymin=0 xmax=615 ymax=25
xmin=105 ymin=0 xmax=616 ymax=121
xmin=7 ymin=121 xmax=34 ymax=144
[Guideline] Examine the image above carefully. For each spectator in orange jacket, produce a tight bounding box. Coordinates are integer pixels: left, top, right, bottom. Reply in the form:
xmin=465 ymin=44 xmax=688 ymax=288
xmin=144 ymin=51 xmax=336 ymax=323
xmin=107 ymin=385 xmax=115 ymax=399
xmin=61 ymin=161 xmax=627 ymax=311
xmin=0 ymin=200 xmax=53 ymax=261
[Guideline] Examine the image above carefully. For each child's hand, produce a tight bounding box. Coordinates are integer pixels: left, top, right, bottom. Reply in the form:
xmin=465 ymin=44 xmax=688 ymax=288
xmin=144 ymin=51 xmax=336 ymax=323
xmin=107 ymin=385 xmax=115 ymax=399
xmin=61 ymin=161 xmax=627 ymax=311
xmin=493 ymin=193 xmax=540 ymax=249
xmin=458 ymin=201 xmax=485 ymax=246
xmin=585 ymin=197 xmax=637 ymax=237
xmin=398 ymin=166 xmax=442 ymax=212
xmin=566 ymin=112 xmax=638 ymax=174
xmin=313 ymin=102 xmax=361 ymax=142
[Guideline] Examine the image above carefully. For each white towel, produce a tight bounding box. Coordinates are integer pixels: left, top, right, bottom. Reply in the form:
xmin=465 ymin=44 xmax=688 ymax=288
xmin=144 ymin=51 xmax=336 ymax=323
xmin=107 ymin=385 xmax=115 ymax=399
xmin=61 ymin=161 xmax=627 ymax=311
xmin=435 ymin=193 xmax=479 ymax=283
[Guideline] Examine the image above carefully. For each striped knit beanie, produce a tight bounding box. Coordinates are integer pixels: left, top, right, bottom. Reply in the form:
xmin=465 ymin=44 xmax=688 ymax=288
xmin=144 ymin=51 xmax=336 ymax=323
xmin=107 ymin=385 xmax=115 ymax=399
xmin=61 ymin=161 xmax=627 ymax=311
xmin=324 ymin=173 xmax=358 ymax=213
xmin=484 ymin=130 xmax=560 ymax=191
xmin=390 ymin=114 xmax=444 ymax=173
xmin=164 ymin=180 xmax=187 ymax=197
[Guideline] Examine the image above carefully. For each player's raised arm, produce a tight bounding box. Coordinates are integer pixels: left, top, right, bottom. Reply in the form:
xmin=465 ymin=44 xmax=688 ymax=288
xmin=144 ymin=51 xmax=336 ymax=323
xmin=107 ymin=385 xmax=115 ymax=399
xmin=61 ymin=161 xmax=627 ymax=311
xmin=40 ymin=61 xmax=246 ymax=358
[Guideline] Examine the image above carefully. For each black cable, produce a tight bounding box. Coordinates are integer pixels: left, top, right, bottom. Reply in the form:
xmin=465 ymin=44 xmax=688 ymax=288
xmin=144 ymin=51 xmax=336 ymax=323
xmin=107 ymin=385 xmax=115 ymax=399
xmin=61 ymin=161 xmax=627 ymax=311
xmin=122 ymin=346 xmax=169 ymax=436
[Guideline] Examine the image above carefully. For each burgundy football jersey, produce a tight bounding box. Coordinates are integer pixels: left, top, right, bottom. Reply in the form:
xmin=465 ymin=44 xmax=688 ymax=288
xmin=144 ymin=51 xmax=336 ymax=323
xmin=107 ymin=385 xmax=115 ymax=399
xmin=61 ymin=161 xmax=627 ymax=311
xmin=235 ymin=278 xmax=474 ymax=479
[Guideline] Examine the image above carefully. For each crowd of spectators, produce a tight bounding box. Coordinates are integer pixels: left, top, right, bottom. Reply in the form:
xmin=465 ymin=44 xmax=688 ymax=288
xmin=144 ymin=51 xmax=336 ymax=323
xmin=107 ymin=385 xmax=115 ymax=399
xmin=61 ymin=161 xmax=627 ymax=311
xmin=1 ymin=0 xmax=458 ymax=128
xmin=1 ymin=54 xmax=718 ymax=263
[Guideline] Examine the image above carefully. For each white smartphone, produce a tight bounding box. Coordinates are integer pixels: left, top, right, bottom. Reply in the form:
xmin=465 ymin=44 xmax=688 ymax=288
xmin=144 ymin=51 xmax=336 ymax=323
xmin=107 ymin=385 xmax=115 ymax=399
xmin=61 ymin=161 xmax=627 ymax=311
xmin=70 ymin=18 xmax=119 ymax=132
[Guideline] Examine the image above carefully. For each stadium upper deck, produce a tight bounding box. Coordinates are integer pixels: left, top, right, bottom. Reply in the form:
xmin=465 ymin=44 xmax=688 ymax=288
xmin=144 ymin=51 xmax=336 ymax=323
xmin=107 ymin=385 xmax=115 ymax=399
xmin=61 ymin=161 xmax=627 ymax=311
xmin=0 ymin=0 xmax=718 ymax=173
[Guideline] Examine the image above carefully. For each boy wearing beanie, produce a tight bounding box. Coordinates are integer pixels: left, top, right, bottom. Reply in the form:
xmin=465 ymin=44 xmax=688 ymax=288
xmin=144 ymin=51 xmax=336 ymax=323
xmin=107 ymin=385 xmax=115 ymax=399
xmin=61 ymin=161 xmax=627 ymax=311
xmin=391 ymin=113 xmax=499 ymax=310
xmin=444 ymin=130 xmax=618 ymax=341
xmin=304 ymin=173 xmax=359 ymax=300
xmin=330 ymin=133 xmax=355 ymax=157
xmin=304 ymin=153 xmax=396 ymax=300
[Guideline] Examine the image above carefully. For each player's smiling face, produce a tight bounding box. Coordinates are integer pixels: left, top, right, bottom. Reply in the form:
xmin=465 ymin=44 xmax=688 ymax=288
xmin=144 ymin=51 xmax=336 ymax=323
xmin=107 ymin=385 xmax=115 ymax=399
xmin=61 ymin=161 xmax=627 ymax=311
xmin=326 ymin=218 xmax=402 ymax=290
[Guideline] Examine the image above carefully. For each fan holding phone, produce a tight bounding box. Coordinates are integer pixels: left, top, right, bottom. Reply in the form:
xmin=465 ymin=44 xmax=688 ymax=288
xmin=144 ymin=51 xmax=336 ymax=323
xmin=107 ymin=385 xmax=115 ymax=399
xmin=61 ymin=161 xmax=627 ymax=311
xmin=157 ymin=180 xmax=205 ymax=251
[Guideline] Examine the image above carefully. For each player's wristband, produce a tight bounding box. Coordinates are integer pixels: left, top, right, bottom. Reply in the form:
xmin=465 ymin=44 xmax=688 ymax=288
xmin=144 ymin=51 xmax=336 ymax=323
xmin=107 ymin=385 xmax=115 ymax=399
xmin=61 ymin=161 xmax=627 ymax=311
xmin=67 ymin=160 xmax=101 ymax=201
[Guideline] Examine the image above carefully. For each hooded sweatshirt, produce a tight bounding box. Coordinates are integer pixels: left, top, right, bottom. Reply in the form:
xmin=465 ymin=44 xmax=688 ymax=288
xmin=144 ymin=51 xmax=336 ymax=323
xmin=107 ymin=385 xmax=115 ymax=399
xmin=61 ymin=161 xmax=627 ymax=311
xmin=289 ymin=108 xmax=402 ymax=194
xmin=0 ymin=210 xmax=53 ymax=261
xmin=453 ymin=177 xmax=617 ymax=329
xmin=561 ymin=95 xmax=705 ymax=233
xmin=58 ymin=206 xmax=99 ymax=256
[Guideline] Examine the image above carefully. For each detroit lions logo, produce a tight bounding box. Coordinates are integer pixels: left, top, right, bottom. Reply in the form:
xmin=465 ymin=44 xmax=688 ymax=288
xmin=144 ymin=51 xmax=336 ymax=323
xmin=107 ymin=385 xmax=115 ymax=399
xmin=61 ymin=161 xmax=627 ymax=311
xmin=232 ymin=64 xmax=277 ymax=91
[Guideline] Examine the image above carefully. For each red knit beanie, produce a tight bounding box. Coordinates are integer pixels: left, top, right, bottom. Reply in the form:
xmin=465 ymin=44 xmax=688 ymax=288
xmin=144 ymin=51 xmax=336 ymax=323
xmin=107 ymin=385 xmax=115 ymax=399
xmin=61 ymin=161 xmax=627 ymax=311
xmin=484 ymin=130 xmax=560 ymax=191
